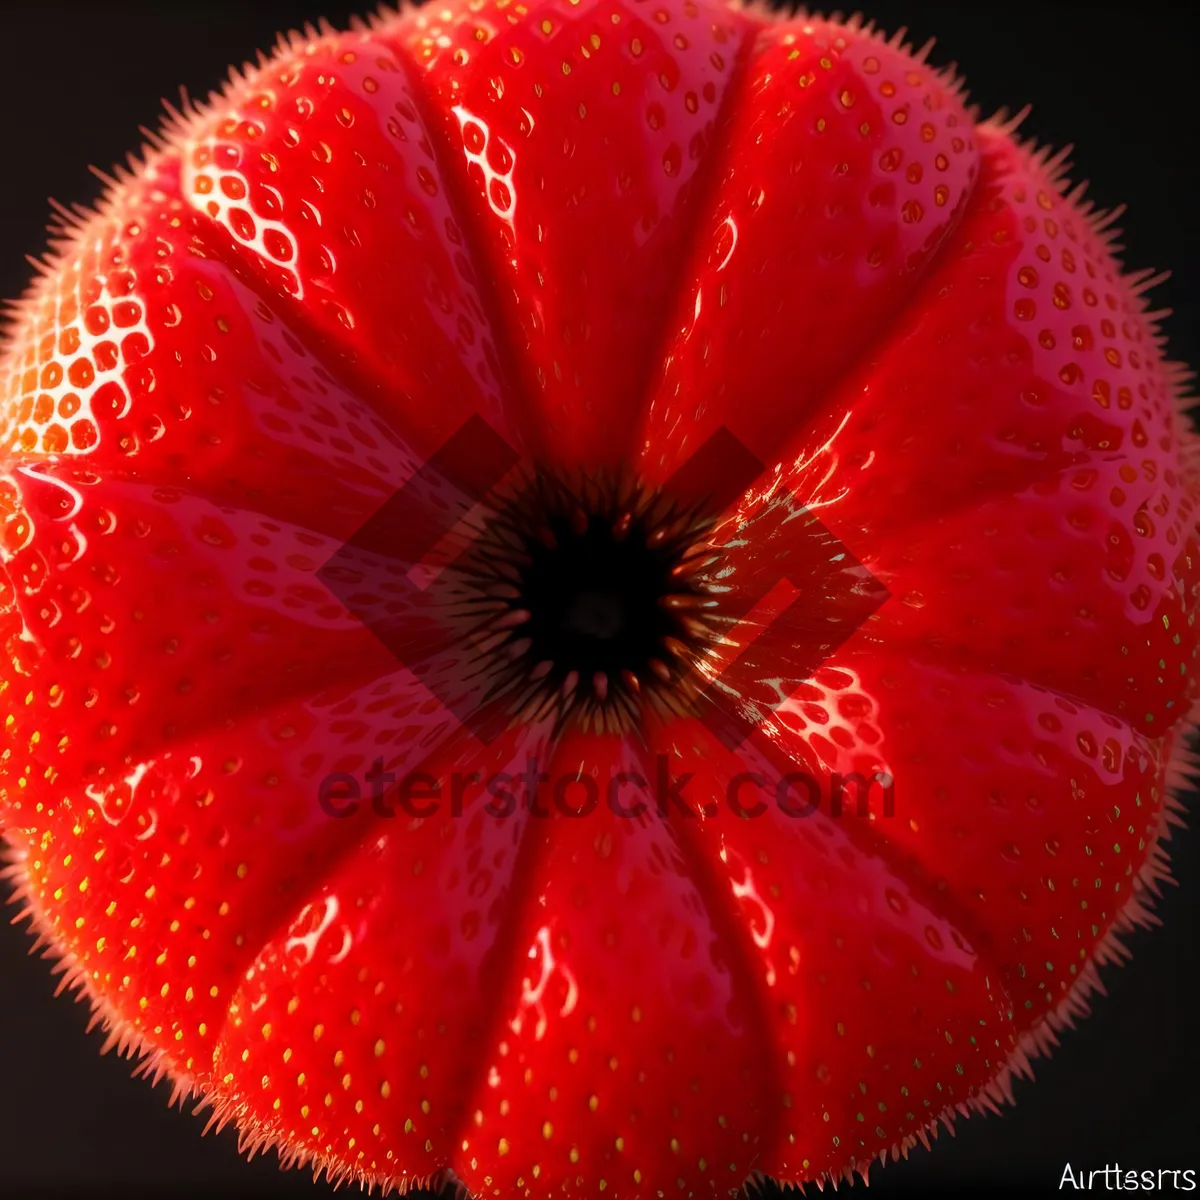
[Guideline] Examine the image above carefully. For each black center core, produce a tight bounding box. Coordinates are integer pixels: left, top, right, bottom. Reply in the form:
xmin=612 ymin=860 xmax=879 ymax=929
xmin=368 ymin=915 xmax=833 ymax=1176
xmin=518 ymin=512 xmax=682 ymax=687
xmin=457 ymin=473 xmax=715 ymax=725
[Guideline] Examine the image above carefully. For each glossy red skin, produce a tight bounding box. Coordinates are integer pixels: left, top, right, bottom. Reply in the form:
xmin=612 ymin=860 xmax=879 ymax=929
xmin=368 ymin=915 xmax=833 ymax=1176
xmin=1 ymin=2 xmax=1197 ymax=1196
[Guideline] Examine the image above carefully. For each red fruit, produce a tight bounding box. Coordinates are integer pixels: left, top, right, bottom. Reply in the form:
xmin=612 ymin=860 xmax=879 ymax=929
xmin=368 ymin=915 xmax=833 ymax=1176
xmin=1 ymin=2 xmax=1196 ymax=1196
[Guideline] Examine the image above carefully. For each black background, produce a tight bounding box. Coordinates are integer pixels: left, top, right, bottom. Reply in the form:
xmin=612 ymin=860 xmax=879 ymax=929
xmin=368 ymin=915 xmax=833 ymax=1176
xmin=1 ymin=2 xmax=1197 ymax=1197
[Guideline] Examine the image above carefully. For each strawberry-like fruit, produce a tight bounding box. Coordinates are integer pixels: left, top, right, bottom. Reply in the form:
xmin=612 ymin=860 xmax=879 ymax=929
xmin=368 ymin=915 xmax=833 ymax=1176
xmin=1 ymin=2 xmax=1197 ymax=1197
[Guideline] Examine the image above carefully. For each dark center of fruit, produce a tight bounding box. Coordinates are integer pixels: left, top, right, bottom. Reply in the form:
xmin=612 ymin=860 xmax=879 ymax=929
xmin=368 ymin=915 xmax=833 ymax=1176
xmin=453 ymin=471 xmax=719 ymax=731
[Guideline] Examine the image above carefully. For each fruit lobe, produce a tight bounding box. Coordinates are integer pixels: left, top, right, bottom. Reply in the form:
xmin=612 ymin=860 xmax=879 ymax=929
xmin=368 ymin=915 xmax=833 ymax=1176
xmin=0 ymin=2 xmax=1197 ymax=1197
